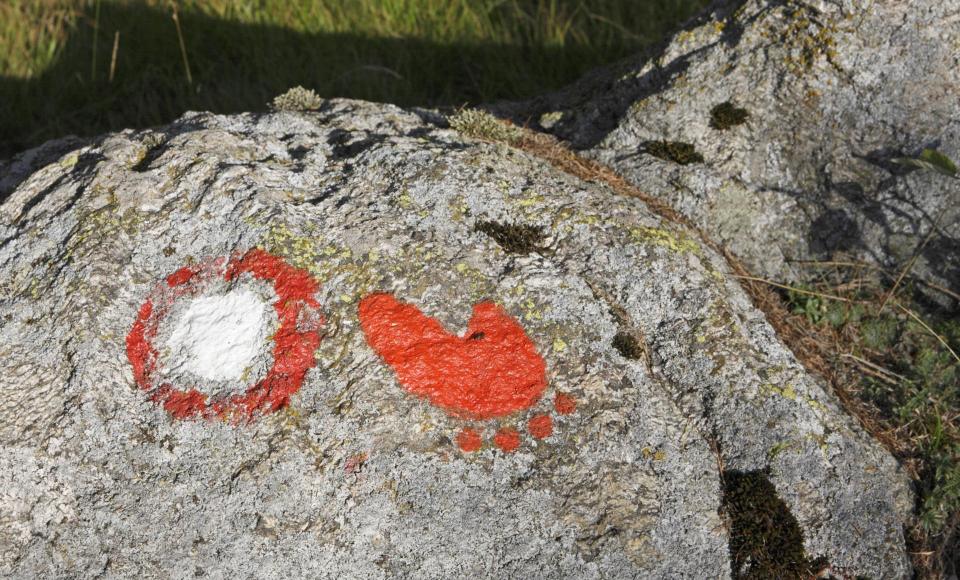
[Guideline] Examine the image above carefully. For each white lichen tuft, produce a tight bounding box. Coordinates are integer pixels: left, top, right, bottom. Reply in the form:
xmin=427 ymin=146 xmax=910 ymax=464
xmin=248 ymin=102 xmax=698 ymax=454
xmin=447 ymin=108 xmax=521 ymax=144
xmin=271 ymin=86 xmax=323 ymax=112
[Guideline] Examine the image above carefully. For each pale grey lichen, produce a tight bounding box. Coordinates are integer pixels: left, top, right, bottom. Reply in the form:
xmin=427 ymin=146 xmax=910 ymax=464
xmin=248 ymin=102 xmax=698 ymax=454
xmin=448 ymin=108 xmax=521 ymax=144
xmin=271 ymin=86 xmax=323 ymax=112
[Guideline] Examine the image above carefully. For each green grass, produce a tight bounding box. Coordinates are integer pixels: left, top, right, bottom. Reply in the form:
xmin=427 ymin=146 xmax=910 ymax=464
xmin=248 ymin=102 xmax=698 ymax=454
xmin=785 ymin=280 xmax=959 ymax=576
xmin=0 ymin=0 xmax=708 ymax=157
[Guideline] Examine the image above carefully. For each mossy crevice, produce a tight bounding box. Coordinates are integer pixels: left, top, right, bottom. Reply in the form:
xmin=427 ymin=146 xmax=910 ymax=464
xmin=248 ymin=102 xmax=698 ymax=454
xmin=612 ymin=331 xmax=645 ymax=360
xmin=709 ymin=102 xmax=749 ymax=130
xmin=722 ymin=469 xmax=827 ymax=579
xmin=475 ymin=220 xmax=546 ymax=254
xmin=642 ymin=140 xmax=703 ymax=165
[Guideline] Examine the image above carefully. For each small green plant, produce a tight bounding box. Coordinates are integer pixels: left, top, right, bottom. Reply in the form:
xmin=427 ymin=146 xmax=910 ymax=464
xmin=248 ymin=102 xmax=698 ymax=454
xmin=860 ymin=316 xmax=899 ymax=351
xmin=786 ymin=287 xmax=825 ymax=325
xmin=822 ymin=300 xmax=850 ymax=328
xmin=641 ymin=140 xmax=704 ymax=165
xmin=448 ymin=108 xmax=521 ymax=144
xmin=919 ymin=444 xmax=960 ymax=533
xmin=892 ymin=148 xmax=958 ymax=178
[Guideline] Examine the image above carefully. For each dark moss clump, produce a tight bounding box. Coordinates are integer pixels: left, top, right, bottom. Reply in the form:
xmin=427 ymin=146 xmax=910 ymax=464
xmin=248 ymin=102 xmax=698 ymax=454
xmin=642 ymin=140 xmax=703 ymax=165
xmin=612 ymin=331 xmax=645 ymax=360
xmin=710 ymin=101 xmax=750 ymax=130
xmin=723 ymin=470 xmax=827 ymax=579
xmin=475 ymin=220 xmax=545 ymax=254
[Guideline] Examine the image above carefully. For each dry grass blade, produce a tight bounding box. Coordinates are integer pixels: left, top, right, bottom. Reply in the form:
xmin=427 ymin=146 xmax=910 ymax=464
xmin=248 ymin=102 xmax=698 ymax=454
xmin=894 ymin=302 xmax=960 ymax=365
xmin=109 ymin=30 xmax=119 ymax=83
xmin=90 ymin=0 xmax=100 ymax=82
xmin=170 ymin=1 xmax=193 ymax=86
xmin=879 ymin=210 xmax=946 ymax=313
xmin=791 ymin=259 xmax=960 ymax=304
xmin=731 ymin=275 xmax=854 ymax=303
xmin=842 ymin=353 xmax=908 ymax=385
xmin=921 ymin=279 xmax=960 ymax=303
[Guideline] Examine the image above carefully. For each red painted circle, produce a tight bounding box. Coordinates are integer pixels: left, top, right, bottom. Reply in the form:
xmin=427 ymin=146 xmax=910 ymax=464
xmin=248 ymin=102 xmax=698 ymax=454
xmin=456 ymin=428 xmax=483 ymax=452
xmin=126 ymin=248 xmax=323 ymax=421
xmin=493 ymin=427 xmax=521 ymax=453
xmin=528 ymin=414 xmax=553 ymax=439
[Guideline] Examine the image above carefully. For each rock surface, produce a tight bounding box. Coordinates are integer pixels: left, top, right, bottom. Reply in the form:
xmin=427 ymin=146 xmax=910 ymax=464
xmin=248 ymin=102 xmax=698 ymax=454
xmin=498 ymin=0 xmax=960 ymax=295
xmin=1 ymin=100 xmax=911 ymax=577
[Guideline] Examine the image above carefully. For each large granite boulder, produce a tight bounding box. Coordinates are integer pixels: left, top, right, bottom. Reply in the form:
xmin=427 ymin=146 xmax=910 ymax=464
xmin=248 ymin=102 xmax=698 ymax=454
xmin=1 ymin=100 xmax=911 ymax=577
xmin=498 ymin=0 xmax=960 ymax=296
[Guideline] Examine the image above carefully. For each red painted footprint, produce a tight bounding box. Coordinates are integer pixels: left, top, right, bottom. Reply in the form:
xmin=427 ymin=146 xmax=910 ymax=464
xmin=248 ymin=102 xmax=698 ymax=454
xmin=358 ymin=293 xmax=575 ymax=453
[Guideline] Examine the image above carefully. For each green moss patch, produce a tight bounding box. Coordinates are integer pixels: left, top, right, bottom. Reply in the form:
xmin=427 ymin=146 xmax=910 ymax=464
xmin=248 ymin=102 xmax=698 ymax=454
xmin=722 ymin=470 xmax=826 ymax=579
xmin=642 ymin=140 xmax=703 ymax=165
xmin=709 ymin=102 xmax=749 ymax=130
xmin=475 ymin=220 xmax=545 ymax=254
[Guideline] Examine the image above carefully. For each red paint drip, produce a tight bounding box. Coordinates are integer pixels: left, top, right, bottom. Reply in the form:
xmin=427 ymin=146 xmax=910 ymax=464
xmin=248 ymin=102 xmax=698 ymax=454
xmin=494 ymin=428 xmax=521 ymax=453
xmin=457 ymin=428 xmax=483 ymax=452
xmin=554 ymin=392 xmax=577 ymax=415
xmin=166 ymin=265 xmax=199 ymax=288
xmin=528 ymin=414 xmax=553 ymax=439
xmin=126 ymin=248 xmax=323 ymax=422
xmin=357 ymin=293 xmax=547 ymax=420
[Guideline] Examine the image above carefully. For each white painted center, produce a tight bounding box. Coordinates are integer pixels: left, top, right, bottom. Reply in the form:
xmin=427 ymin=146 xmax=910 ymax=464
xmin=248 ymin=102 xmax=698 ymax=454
xmin=166 ymin=288 xmax=268 ymax=381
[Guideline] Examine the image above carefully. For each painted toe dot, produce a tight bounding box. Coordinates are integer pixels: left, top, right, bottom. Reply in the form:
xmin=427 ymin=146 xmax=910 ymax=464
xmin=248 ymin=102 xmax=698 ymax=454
xmin=528 ymin=414 xmax=553 ymax=439
xmin=457 ymin=427 xmax=482 ymax=452
xmin=494 ymin=427 xmax=521 ymax=453
xmin=554 ymin=392 xmax=577 ymax=415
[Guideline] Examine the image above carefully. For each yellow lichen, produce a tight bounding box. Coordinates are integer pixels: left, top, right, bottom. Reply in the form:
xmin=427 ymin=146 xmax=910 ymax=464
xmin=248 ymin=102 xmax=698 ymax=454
xmin=630 ymin=226 xmax=701 ymax=255
xmin=760 ymin=383 xmax=798 ymax=401
xmin=552 ymin=337 xmax=567 ymax=353
xmin=768 ymin=440 xmax=796 ymax=460
xmin=59 ymin=152 xmax=79 ymax=169
xmin=642 ymin=447 xmax=667 ymax=461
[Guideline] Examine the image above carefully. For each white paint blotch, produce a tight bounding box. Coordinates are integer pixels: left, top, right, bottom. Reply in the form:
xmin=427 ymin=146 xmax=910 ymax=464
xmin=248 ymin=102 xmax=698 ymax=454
xmin=166 ymin=288 xmax=268 ymax=381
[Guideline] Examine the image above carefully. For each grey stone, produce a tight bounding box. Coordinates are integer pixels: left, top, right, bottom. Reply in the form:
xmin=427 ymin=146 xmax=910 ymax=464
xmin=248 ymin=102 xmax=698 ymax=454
xmin=1 ymin=100 xmax=910 ymax=577
xmin=496 ymin=0 xmax=960 ymax=296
